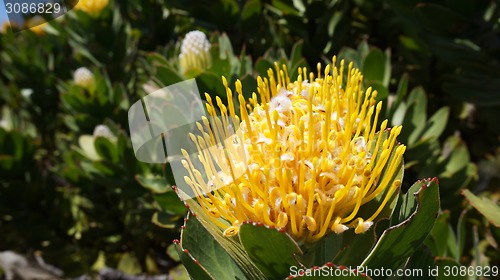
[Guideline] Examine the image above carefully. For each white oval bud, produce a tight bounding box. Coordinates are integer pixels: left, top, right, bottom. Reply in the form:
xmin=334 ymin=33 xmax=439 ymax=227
xmin=73 ymin=67 xmax=95 ymax=89
xmin=179 ymin=31 xmax=212 ymax=74
xmin=93 ymin=124 xmax=116 ymax=141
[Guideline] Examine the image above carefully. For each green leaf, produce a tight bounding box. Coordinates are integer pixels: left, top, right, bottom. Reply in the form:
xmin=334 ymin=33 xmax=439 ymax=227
xmin=369 ymin=81 xmax=389 ymax=102
xmin=218 ymin=33 xmax=235 ymax=60
xmin=197 ymin=72 xmax=227 ymax=101
xmin=181 ymin=215 xmax=247 ymax=280
xmin=239 ymin=223 xmax=302 ymax=279
xmin=400 ymin=87 xmax=427 ymax=146
xmin=166 ymin=244 xmax=180 ymax=262
xmin=238 ymin=54 xmax=253 ymax=77
xmin=239 ymin=74 xmax=257 ymax=100
xmin=209 ymin=46 xmax=232 ymax=78
xmin=333 ymin=226 xmax=376 ymax=266
xmin=147 ymin=52 xmax=170 ymax=66
xmin=391 ymin=102 xmax=407 ymax=127
xmin=462 ymin=190 xmax=500 ymax=227
xmin=155 ymin=66 xmax=183 ymax=87
xmin=362 ymin=48 xmax=386 ymax=83
xmin=241 ymin=0 xmax=262 ymax=32
xmin=179 ymin=197 xmax=266 ymax=280
xmin=136 ymin=174 xmax=170 ymax=193
xmin=271 ymin=0 xmax=302 ymax=16
xmin=304 ymin=233 xmax=343 ymax=267
xmin=153 ymin=192 xmax=187 ymax=215
xmin=424 ymin=211 xmax=459 ymax=259
xmin=389 ymin=73 xmax=409 ymax=118
xmin=327 ymin=11 xmax=343 ymax=38
xmin=151 ymin=212 xmax=179 ymax=229
xmin=174 ymin=243 xmax=214 ymax=280
xmin=338 ymin=48 xmax=362 ymax=70
xmin=441 ymin=136 xmax=469 ymax=176
xmin=255 ymin=58 xmax=274 ymax=77
xmin=362 ymin=179 xmax=440 ymax=274
xmin=420 ymin=107 xmax=449 ymax=142
xmin=457 ymin=209 xmax=468 ymax=258
xmin=292 ymin=0 xmax=306 ymax=13
xmin=404 ymin=246 xmax=435 ymax=280
xmin=290 ymin=40 xmax=304 ymax=70
xmin=94 ymin=137 xmax=118 ymax=162
xmin=383 ymin=49 xmax=391 ymax=88
xmin=78 ymin=135 xmax=100 ymax=161
xmin=242 ymin=0 xmax=262 ymax=21
xmin=117 ymin=253 xmax=142 ymax=275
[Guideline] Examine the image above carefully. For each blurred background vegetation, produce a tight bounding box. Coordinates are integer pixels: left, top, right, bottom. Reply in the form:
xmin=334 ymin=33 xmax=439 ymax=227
xmin=0 ymin=0 xmax=499 ymax=278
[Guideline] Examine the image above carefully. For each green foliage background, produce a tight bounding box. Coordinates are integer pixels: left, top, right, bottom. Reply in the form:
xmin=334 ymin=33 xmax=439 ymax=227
xmin=0 ymin=0 xmax=499 ymax=278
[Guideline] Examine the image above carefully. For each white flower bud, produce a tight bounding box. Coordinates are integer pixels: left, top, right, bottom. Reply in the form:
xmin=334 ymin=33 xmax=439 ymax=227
xmin=93 ymin=124 xmax=116 ymax=141
xmin=73 ymin=67 xmax=95 ymax=89
xmin=179 ymin=31 xmax=212 ymax=74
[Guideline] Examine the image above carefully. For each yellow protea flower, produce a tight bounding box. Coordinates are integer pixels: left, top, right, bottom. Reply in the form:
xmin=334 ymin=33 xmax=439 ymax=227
xmin=1 ymin=21 xmax=11 ymax=33
xmin=74 ymin=0 xmax=109 ymax=15
xmin=25 ymin=16 xmax=48 ymax=35
xmin=181 ymin=58 xmax=405 ymax=244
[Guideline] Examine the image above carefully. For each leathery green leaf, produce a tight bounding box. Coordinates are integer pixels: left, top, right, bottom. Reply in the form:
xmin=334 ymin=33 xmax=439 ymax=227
xmin=361 ymin=178 xmax=440 ymax=274
xmin=304 ymin=233 xmax=343 ymax=267
xmin=177 ymin=194 xmax=266 ymax=280
xmin=135 ymin=174 xmax=170 ymax=193
xmin=404 ymin=245 xmax=435 ymax=280
xmin=424 ymin=211 xmax=459 ymax=259
xmin=462 ymin=189 xmax=500 ymax=227
xmin=420 ymin=107 xmax=449 ymax=142
xmin=362 ymin=48 xmax=386 ymax=83
xmin=174 ymin=242 xmax=214 ymax=280
xmin=151 ymin=212 xmax=178 ymax=229
xmin=181 ymin=214 xmax=247 ymax=280
xmin=239 ymin=222 xmax=302 ymax=279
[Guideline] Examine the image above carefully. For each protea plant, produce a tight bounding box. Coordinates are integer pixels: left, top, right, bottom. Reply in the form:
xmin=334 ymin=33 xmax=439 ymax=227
xmin=173 ymin=58 xmax=440 ymax=280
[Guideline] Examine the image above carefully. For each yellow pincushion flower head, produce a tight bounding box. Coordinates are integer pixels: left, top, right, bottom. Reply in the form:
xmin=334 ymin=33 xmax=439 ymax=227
xmin=180 ymin=58 xmax=405 ymax=244
xmin=74 ymin=0 xmax=109 ymax=16
xmin=1 ymin=21 xmax=11 ymax=33
xmin=25 ymin=16 xmax=48 ymax=35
